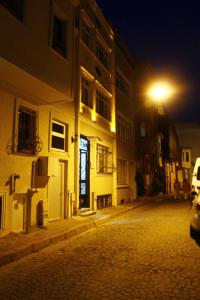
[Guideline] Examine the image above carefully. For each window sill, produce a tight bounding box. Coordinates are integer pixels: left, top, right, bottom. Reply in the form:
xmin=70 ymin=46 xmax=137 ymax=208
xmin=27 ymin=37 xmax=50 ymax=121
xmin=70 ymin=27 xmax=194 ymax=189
xmin=50 ymin=148 xmax=67 ymax=153
xmin=96 ymin=172 xmax=113 ymax=176
xmin=13 ymin=151 xmax=37 ymax=157
xmin=117 ymin=185 xmax=130 ymax=189
xmin=49 ymin=47 xmax=69 ymax=63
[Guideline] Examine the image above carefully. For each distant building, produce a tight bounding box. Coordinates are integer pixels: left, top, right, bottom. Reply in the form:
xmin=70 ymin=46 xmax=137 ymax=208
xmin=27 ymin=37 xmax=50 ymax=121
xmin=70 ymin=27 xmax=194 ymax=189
xmin=175 ymin=122 xmax=200 ymax=185
xmin=115 ymin=35 xmax=137 ymax=204
xmin=176 ymin=122 xmax=200 ymax=166
xmin=133 ymin=63 xmax=180 ymax=196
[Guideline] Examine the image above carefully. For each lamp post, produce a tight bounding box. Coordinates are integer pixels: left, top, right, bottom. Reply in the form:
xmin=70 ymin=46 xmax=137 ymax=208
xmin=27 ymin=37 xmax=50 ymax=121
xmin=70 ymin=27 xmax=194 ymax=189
xmin=146 ymin=80 xmax=175 ymax=195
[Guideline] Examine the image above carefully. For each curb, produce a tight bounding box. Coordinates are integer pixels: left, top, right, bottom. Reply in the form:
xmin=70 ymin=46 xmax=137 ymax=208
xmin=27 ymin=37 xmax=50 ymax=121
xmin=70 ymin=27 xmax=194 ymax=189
xmin=0 ymin=201 xmax=149 ymax=268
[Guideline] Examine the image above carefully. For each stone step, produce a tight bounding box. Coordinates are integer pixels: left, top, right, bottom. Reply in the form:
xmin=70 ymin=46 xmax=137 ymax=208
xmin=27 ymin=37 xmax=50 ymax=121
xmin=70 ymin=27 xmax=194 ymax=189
xmin=79 ymin=210 xmax=96 ymax=217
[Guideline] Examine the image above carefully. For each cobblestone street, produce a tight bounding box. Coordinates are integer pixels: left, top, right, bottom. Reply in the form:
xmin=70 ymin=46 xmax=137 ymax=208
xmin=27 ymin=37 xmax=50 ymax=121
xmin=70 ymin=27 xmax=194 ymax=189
xmin=0 ymin=198 xmax=199 ymax=299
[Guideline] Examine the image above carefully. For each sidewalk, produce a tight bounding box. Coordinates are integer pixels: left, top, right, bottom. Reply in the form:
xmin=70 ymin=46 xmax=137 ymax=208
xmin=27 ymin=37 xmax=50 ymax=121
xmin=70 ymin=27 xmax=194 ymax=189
xmin=0 ymin=196 xmax=160 ymax=268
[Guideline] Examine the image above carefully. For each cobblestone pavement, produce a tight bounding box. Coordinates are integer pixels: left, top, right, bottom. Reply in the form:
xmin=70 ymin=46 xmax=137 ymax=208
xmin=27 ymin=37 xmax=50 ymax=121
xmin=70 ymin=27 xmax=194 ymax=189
xmin=0 ymin=198 xmax=199 ymax=300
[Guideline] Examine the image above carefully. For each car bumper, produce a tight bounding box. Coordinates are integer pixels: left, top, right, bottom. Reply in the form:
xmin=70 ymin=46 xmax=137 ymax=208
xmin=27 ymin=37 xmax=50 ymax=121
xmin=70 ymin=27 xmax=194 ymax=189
xmin=190 ymin=211 xmax=200 ymax=231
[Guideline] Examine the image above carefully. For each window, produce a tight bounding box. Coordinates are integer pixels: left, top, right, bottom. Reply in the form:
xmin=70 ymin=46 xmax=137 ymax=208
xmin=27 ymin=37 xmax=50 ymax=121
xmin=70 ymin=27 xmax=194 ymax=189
xmin=17 ymin=106 xmax=37 ymax=155
xmin=116 ymin=72 xmax=129 ymax=96
xmin=96 ymin=90 xmax=110 ymax=120
xmin=52 ymin=14 xmax=67 ymax=57
xmin=95 ymin=66 xmax=101 ymax=77
xmin=182 ymin=150 xmax=190 ymax=162
xmin=0 ymin=193 xmax=5 ymax=231
xmin=82 ymin=22 xmax=91 ymax=48
xmin=81 ymin=76 xmax=92 ymax=108
xmin=96 ymin=144 xmax=112 ymax=174
xmin=140 ymin=122 xmax=146 ymax=137
xmin=94 ymin=17 xmax=101 ymax=29
xmin=51 ymin=120 xmax=67 ymax=151
xmin=185 ymin=151 xmax=189 ymax=162
xmin=117 ymin=116 xmax=132 ymax=142
xmin=117 ymin=159 xmax=128 ymax=185
xmin=197 ymin=167 xmax=200 ymax=180
xmin=0 ymin=0 xmax=24 ymax=21
xmin=96 ymin=42 xmax=108 ymax=69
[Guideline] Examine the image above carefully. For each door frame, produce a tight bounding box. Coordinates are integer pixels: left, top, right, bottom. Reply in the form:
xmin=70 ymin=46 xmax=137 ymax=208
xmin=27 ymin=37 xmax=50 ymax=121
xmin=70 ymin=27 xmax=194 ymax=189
xmin=79 ymin=136 xmax=90 ymax=208
xmin=48 ymin=159 xmax=66 ymax=221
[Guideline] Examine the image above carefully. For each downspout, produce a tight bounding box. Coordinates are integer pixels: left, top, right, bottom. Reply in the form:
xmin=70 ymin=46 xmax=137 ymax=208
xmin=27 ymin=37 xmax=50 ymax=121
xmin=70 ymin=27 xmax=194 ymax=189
xmin=72 ymin=4 xmax=81 ymax=215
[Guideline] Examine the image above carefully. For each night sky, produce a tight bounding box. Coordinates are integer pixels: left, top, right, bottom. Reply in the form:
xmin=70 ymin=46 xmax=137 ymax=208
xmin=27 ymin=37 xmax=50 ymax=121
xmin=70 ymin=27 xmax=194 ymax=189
xmin=96 ymin=0 xmax=200 ymax=123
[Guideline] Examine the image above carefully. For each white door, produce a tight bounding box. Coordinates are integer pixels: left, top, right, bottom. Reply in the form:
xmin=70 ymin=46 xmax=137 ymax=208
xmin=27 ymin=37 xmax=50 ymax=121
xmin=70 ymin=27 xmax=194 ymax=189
xmin=48 ymin=161 xmax=65 ymax=221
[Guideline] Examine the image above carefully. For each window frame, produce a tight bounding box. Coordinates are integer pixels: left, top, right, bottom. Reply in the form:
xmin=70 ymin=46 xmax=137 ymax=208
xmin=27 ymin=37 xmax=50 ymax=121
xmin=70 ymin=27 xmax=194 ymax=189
xmin=14 ymin=100 xmax=39 ymax=156
xmin=117 ymin=159 xmax=128 ymax=186
xmin=82 ymin=21 xmax=91 ymax=48
xmin=140 ymin=122 xmax=146 ymax=137
xmin=50 ymin=119 xmax=67 ymax=152
xmin=117 ymin=116 xmax=132 ymax=142
xmin=81 ymin=75 xmax=92 ymax=108
xmin=0 ymin=192 xmax=5 ymax=231
xmin=185 ymin=151 xmax=189 ymax=162
xmin=116 ymin=72 xmax=129 ymax=96
xmin=0 ymin=0 xmax=24 ymax=21
xmin=49 ymin=2 xmax=68 ymax=59
xmin=96 ymin=41 xmax=108 ymax=69
xmin=182 ymin=150 xmax=190 ymax=163
xmin=96 ymin=89 xmax=110 ymax=120
xmin=96 ymin=144 xmax=112 ymax=174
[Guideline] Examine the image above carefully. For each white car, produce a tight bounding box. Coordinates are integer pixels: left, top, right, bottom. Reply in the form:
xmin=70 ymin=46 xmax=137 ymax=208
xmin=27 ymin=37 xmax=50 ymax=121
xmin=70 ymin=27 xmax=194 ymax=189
xmin=190 ymin=192 xmax=200 ymax=238
xmin=192 ymin=157 xmax=200 ymax=193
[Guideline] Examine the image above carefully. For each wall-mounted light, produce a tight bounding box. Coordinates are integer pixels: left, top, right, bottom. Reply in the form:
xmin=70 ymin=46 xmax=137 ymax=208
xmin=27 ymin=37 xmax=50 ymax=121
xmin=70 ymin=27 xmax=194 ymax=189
xmin=71 ymin=134 xmax=78 ymax=143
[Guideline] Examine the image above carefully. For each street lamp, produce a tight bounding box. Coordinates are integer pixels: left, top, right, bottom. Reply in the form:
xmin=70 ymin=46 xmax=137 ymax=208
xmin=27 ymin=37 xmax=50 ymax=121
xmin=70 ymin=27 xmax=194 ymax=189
xmin=146 ymin=80 xmax=175 ymax=103
xmin=145 ymin=79 xmax=176 ymax=195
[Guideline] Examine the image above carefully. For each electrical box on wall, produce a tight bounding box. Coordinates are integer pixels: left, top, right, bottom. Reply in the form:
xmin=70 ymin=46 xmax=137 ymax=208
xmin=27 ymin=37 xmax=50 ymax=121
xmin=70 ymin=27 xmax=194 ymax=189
xmin=32 ymin=156 xmax=59 ymax=188
xmin=38 ymin=157 xmax=59 ymax=177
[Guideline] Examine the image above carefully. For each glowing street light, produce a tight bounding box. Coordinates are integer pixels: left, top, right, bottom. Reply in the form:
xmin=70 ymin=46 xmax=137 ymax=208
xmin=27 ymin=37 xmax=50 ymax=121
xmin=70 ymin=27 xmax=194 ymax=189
xmin=146 ymin=80 xmax=175 ymax=104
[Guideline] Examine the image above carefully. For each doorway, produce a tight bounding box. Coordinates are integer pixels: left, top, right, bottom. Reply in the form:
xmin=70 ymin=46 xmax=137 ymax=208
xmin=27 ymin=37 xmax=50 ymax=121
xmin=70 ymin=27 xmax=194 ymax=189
xmin=48 ymin=160 xmax=65 ymax=221
xmin=0 ymin=193 xmax=5 ymax=230
xmin=79 ymin=137 xmax=90 ymax=208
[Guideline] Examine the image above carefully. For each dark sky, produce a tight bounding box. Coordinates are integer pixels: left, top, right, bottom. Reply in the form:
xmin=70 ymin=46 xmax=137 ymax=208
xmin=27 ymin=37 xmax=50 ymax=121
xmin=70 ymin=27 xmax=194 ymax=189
xmin=96 ymin=0 xmax=200 ymax=123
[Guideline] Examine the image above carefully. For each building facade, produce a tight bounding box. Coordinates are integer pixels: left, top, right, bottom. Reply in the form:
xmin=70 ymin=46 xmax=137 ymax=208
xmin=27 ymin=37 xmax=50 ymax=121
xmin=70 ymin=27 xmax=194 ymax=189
xmin=115 ymin=37 xmax=136 ymax=204
xmin=0 ymin=0 xmax=180 ymax=236
xmin=0 ymin=0 xmax=78 ymax=235
xmin=175 ymin=122 xmax=200 ymax=186
xmin=73 ymin=0 xmax=117 ymax=212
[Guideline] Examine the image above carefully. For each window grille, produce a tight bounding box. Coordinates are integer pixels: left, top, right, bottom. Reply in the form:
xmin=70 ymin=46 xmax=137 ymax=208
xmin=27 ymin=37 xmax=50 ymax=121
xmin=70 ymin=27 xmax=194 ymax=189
xmin=17 ymin=106 xmax=39 ymax=155
xmin=97 ymin=194 xmax=112 ymax=209
xmin=96 ymin=144 xmax=112 ymax=174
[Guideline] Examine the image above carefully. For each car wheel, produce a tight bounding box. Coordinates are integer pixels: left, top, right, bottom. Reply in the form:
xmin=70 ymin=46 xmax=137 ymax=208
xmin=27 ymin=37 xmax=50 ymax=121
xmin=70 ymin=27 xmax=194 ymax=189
xmin=190 ymin=225 xmax=199 ymax=239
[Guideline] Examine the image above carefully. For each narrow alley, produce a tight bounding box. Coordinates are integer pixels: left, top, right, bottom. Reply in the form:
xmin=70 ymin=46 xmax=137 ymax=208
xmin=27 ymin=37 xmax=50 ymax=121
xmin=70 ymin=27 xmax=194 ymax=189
xmin=0 ymin=198 xmax=198 ymax=300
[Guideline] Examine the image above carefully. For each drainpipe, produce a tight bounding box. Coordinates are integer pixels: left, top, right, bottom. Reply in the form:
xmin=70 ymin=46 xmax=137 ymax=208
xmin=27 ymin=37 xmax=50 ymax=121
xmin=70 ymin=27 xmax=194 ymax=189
xmin=25 ymin=188 xmax=37 ymax=233
xmin=73 ymin=6 xmax=81 ymax=216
